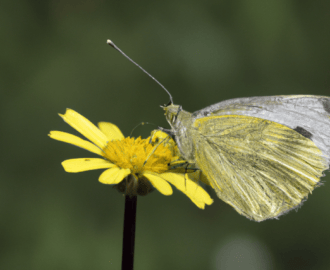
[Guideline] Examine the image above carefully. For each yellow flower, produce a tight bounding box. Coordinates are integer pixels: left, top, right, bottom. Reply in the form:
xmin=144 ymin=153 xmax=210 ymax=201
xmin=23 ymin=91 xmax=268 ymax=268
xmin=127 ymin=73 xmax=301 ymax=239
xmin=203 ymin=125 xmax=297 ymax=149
xmin=49 ymin=109 xmax=213 ymax=209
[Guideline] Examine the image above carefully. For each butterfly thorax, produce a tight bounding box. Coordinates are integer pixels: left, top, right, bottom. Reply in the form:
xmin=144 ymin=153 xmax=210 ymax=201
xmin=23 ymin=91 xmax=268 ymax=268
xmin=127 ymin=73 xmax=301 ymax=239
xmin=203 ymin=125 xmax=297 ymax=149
xmin=164 ymin=104 xmax=196 ymax=162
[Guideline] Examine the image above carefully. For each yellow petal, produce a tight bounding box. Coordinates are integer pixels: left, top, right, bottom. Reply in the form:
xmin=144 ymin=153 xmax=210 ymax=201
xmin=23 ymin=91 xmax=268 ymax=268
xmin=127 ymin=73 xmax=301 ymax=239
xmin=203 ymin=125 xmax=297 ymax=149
xmin=188 ymin=170 xmax=214 ymax=188
xmin=99 ymin=167 xmax=131 ymax=184
xmin=60 ymin=109 xmax=109 ymax=149
xmin=143 ymin=173 xmax=173 ymax=196
xmin=49 ymin=131 xmax=103 ymax=156
xmin=98 ymin=122 xmax=124 ymax=141
xmin=62 ymin=158 xmax=114 ymax=172
xmin=160 ymin=172 xmax=213 ymax=209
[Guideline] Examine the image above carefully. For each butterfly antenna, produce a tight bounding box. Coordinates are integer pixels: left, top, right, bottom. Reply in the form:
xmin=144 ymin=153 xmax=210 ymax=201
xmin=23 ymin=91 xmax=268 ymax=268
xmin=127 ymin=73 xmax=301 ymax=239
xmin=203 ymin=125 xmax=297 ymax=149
xmin=107 ymin=39 xmax=174 ymax=105
xmin=129 ymin=121 xmax=157 ymax=137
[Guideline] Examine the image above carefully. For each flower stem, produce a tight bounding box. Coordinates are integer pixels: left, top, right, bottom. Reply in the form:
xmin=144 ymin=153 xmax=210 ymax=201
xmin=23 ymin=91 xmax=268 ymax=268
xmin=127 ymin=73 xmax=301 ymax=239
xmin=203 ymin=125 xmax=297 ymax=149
xmin=121 ymin=195 xmax=137 ymax=270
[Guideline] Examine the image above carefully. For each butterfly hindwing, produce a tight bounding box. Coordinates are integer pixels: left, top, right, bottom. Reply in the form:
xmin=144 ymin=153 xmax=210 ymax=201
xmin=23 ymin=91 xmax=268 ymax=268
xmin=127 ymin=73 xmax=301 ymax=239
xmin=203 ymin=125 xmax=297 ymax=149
xmin=192 ymin=115 xmax=329 ymax=221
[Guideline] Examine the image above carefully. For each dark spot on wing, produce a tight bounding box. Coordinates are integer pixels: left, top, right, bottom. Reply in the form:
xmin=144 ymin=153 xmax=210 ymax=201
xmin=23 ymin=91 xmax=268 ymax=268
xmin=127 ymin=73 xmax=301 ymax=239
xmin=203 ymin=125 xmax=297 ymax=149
xmin=322 ymin=98 xmax=330 ymax=114
xmin=293 ymin=126 xmax=313 ymax=139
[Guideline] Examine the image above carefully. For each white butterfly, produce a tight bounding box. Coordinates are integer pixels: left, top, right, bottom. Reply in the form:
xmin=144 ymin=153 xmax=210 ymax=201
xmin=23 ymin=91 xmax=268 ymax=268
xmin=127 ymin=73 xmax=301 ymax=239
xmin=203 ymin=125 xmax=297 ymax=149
xmin=164 ymin=95 xmax=330 ymax=221
xmin=107 ymin=40 xmax=330 ymax=221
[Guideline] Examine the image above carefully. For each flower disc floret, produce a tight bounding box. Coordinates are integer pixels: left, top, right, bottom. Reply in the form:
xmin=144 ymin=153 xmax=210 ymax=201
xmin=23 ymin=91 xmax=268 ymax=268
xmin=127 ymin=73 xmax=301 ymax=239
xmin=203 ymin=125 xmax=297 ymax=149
xmin=103 ymin=137 xmax=172 ymax=175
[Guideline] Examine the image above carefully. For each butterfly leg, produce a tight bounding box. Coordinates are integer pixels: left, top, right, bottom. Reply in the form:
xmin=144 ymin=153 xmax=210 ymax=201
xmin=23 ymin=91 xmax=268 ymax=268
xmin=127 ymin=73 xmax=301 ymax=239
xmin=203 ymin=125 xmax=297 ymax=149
xmin=157 ymin=127 xmax=175 ymax=138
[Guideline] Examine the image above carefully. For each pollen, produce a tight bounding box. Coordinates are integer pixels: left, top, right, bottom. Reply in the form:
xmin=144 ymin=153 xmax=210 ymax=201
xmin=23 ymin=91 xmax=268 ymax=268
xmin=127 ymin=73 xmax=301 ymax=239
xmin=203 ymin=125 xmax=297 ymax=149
xmin=103 ymin=136 xmax=173 ymax=175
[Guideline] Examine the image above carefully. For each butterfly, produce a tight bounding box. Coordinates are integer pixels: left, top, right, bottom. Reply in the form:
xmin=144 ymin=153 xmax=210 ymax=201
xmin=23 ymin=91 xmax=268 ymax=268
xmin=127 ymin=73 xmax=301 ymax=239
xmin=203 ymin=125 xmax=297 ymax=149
xmin=107 ymin=40 xmax=330 ymax=221
xmin=163 ymin=95 xmax=330 ymax=221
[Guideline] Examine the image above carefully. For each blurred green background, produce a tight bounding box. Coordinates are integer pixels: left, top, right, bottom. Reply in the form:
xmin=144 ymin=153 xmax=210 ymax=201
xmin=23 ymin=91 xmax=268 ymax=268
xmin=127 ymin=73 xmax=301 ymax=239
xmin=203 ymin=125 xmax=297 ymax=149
xmin=1 ymin=1 xmax=330 ymax=269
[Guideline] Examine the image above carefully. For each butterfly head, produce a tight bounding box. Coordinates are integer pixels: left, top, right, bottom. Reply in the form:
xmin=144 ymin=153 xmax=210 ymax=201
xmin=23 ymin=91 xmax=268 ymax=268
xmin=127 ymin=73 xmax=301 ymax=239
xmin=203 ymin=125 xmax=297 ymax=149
xmin=162 ymin=103 xmax=182 ymax=127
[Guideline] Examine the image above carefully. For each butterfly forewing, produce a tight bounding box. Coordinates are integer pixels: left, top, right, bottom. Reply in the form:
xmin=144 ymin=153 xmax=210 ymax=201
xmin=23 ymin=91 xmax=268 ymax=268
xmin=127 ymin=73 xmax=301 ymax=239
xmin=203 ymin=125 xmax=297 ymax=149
xmin=193 ymin=95 xmax=330 ymax=161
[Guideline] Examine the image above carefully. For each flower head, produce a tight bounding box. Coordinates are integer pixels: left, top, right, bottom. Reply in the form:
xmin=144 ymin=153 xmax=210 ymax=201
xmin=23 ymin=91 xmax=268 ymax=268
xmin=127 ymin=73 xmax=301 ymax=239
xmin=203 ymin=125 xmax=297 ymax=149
xmin=49 ymin=109 xmax=213 ymax=208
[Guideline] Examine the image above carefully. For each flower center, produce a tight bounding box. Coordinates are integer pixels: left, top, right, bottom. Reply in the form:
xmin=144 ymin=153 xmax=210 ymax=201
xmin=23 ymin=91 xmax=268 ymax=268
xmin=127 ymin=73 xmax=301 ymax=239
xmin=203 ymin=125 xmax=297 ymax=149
xmin=103 ymin=137 xmax=173 ymax=175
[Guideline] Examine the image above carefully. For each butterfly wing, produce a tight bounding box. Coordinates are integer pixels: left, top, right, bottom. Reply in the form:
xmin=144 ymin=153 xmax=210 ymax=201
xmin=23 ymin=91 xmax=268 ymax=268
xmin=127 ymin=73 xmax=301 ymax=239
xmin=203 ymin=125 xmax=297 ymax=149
xmin=193 ymin=95 xmax=330 ymax=162
xmin=192 ymin=115 xmax=329 ymax=221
